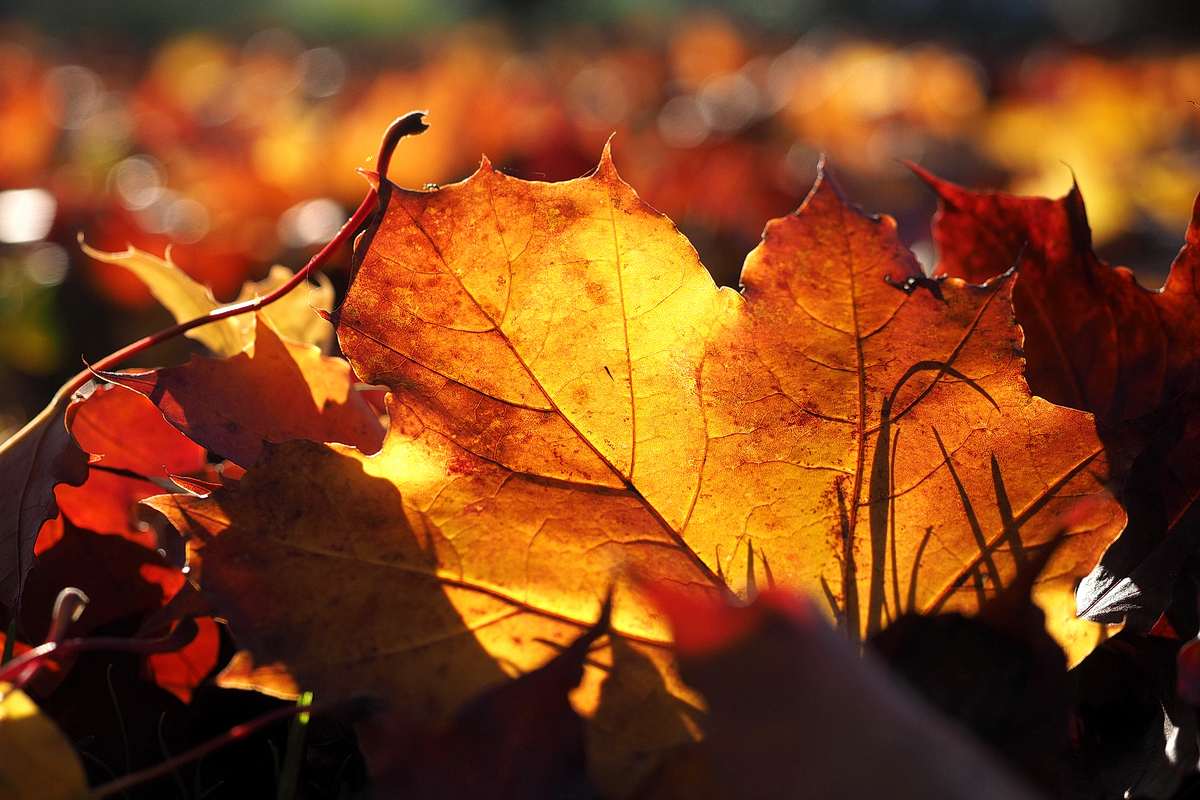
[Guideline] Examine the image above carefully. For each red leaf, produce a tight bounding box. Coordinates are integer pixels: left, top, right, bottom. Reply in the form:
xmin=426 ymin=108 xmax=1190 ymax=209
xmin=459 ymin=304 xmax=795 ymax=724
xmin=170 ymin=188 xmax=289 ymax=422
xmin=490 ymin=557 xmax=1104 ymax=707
xmin=144 ymin=617 xmax=220 ymax=704
xmin=919 ymin=168 xmax=1200 ymax=426
xmin=0 ymin=394 xmax=89 ymax=614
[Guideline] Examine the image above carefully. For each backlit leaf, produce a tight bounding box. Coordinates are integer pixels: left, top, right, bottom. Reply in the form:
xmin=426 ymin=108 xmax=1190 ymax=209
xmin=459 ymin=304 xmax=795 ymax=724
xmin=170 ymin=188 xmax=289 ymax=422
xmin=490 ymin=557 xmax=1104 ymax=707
xmin=336 ymin=152 xmax=1123 ymax=651
xmin=148 ymin=151 xmax=1126 ymax=786
xmin=0 ymin=683 xmax=88 ymax=800
xmin=0 ymin=393 xmax=89 ymax=614
xmin=56 ymin=383 xmax=206 ymax=546
xmin=919 ymin=171 xmax=1200 ymax=634
xmin=81 ymin=243 xmax=335 ymax=356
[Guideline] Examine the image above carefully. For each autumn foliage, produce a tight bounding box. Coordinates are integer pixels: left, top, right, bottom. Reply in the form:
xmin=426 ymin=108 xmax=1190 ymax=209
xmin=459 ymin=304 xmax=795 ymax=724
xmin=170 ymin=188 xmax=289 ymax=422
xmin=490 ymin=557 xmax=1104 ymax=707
xmin=6 ymin=111 xmax=1200 ymax=799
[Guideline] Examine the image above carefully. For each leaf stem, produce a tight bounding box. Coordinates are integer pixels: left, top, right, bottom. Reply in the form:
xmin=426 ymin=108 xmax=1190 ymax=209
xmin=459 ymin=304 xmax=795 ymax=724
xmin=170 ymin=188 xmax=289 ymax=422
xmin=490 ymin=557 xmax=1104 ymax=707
xmin=46 ymin=111 xmax=431 ymax=406
xmin=0 ymin=618 xmax=199 ymax=687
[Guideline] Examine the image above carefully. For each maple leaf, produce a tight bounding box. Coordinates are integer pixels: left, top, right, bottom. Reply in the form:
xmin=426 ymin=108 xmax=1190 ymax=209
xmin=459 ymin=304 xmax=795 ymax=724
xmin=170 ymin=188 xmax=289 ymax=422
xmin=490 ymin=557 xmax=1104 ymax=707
xmin=82 ymin=243 xmax=336 ymax=356
xmin=148 ymin=151 xmax=1126 ymax=792
xmin=102 ymin=314 xmax=384 ymax=469
xmin=917 ymin=168 xmax=1200 ymax=426
xmin=336 ymin=151 xmax=1122 ymax=653
xmin=919 ymin=171 xmax=1200 ymax=634
xmin=12 ymin=385 xmax=219 ymax=701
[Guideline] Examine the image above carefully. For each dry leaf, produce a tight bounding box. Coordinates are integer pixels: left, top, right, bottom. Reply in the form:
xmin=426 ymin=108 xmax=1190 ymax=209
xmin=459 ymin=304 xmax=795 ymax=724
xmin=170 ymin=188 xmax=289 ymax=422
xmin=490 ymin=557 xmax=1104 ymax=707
xmin=56 ymin=383 xmax=206 ymax=545
xmin=0 ymin=393 xmax=89 ymax=614
xmin=336 ymin=153 xmax=1123 ymax=654
xmin=146 ymin=153 xmax=1128 ymax=789
xmin=81 ymin=243 xmax=335 ymax=356
xmin=918 ymin=167 xmax=1200 ymax=425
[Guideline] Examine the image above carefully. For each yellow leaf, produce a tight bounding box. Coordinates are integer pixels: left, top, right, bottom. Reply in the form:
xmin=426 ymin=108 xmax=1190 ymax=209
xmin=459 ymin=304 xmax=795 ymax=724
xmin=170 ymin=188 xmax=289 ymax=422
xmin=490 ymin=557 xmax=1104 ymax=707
xmin=0 ymin=683 xmax=88 ymax=800
xmin=80 ymin=244 xmax=333 ymax=356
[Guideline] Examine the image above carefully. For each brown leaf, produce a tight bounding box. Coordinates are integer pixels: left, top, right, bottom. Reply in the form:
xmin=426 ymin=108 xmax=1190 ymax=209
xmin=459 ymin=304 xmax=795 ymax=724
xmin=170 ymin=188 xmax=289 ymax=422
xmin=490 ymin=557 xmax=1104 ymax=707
xmin=1077 ymin=389 xmax=1200 ymax=631
xmin=870 ymin=611 xmax=1069 ymax=794
xmin=0 ymin=392 xmax=89 ymax=614
xmin=367 ymin=604 xmax=610 ymax=800
xmin=102 ymin=313 xmax=384 ymax=468
xmin=1079 ymin=631 xmax=1197 ymax=799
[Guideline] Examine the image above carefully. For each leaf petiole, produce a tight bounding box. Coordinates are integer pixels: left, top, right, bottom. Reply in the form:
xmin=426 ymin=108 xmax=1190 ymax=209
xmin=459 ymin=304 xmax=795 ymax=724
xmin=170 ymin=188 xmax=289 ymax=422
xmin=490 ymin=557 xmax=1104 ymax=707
xmin=0 ymin=110 xmax=430 ymax=455
xmin=0 ymin=618 xmax=199 ymax=687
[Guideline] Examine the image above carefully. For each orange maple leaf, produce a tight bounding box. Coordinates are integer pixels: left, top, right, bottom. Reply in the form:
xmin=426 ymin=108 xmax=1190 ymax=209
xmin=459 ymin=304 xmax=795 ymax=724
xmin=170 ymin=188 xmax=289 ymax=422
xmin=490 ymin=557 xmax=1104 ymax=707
xmin=149 ymin=152 xmax=1125 ymax=792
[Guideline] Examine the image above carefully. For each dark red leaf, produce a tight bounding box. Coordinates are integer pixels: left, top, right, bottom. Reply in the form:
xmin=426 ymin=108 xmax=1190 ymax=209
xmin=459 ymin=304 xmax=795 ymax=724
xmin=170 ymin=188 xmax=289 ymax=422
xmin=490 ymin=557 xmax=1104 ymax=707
xmin=0 ymin=393 xmax=89 ymax=614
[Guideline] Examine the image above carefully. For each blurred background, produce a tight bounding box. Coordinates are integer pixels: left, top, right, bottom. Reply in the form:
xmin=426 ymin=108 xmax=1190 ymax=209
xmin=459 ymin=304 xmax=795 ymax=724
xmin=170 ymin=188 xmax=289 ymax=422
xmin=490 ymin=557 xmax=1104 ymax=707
xmin=2 ymin=0 xmax=1200 ymax=434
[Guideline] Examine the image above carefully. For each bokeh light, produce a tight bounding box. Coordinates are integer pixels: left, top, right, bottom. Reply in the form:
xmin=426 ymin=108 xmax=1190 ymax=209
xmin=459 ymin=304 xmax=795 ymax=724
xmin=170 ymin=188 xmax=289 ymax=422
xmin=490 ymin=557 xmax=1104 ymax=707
xmin=2 ymin=0 xmax=1200 ymax=426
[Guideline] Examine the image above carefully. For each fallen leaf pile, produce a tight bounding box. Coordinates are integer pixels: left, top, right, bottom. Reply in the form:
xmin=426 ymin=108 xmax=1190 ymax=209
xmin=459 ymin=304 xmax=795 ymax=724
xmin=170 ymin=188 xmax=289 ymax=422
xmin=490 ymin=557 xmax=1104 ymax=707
xmin=6 ymin=117 xmax=1200 ymax=798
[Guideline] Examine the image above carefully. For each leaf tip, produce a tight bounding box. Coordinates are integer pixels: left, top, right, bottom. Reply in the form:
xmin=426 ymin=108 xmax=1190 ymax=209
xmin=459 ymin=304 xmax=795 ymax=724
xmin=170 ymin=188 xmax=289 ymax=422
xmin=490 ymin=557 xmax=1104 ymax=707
xmin=906 ymin=162 xmax=960 ymax=203
xmin=596 ymin=136 xmax=619 ymax=180
xmin=356 ymin=169 xmax=381 ymax=191
xmin=798 ymin=157 xmax=854 ymax=217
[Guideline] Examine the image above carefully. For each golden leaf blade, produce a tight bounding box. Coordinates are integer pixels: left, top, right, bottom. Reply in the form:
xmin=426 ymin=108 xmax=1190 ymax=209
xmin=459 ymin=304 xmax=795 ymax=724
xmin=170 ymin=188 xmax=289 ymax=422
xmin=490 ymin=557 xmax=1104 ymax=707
xmin=148 ymin=415 xmax=713 ymax=755
xmin=0 ymin=683 xmax=88 ymax=800
xmin=156 ymin=150 xmax=1131 ymax=794
xmin=336 ymin=154 xmax=1124 ymax=649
